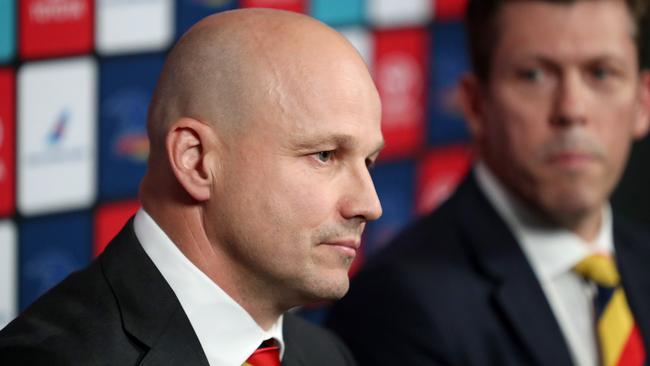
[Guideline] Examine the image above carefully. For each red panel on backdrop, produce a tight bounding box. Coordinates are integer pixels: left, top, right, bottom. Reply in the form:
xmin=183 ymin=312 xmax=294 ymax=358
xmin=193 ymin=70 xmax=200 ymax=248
xmin=0 ymin=69 xmax=14 ymax=217
xmin=240 ymin=0 xmax=305 ymax=13
xmin=94 ymin=200 xmax=140 ymax=256
xmin=434 ymin=0 xmax=468 ymax=21
xmin=416 ymin=145 xmax=473 ymax=215
xmin=374 ymin=28 xmax=429 ymax=160
xmin=19 ymin=0 xmax=93 ymax=59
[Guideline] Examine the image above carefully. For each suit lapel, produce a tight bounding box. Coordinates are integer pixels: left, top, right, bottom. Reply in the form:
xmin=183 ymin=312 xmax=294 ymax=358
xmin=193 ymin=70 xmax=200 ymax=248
xmin=138 ymin=306 xmax=210 ymax=366
xmin=99 ymin=220 xmax=209 ymax=366
xmin=281 ymin=347 xmax=305 ymax=366
xmin=281 ymin=317 xmax=306 ymax=366
xmin=613 ymin=218 xmax=650 ymax=361
xmin=454 ymin=175 xmax=573 ymax=366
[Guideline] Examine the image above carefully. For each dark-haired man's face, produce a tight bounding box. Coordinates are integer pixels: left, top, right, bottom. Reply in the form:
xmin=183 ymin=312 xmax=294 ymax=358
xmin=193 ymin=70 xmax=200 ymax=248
xmin=465 ymin=0 xmax=650 ymax=232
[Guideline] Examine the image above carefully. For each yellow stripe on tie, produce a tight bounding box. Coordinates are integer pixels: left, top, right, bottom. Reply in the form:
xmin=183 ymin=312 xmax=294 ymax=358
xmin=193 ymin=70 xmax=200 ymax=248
xmin=574 ymin=254 xmax=645 ymax=366
xmin=598 ymin=288 xmax=634 ymax=366
xmin=573 ymin=254 xmax=619 ymax=287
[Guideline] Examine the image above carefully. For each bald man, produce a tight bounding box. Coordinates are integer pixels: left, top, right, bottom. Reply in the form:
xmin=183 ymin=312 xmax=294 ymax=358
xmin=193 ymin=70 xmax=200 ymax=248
xmin=0 ymin=9 xmax=383 ymax=366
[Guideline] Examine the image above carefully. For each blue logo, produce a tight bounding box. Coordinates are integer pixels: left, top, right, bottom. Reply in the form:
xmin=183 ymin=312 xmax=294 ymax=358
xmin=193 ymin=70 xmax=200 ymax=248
xmin=99 ymin=53 xmax=164 ymax=200
xmin=105 ymin=90 xmax=149 ymax=162
xmin=47 ymin=108 xmax=70 ymax=145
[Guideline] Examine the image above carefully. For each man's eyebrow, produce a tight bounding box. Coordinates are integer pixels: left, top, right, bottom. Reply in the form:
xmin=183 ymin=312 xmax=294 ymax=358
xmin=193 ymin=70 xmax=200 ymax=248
xmin=291 ymin=134 xmax=356 ymax=150
xmin=519 ymin=53 xmax=628 ymax=67
xmin=292 ymin=134 xmax=385 ymax=156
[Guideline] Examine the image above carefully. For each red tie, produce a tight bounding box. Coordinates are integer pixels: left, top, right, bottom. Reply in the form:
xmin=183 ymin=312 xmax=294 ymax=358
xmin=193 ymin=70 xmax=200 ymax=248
xmin=242 ymin=340 xmax=280 ymax=366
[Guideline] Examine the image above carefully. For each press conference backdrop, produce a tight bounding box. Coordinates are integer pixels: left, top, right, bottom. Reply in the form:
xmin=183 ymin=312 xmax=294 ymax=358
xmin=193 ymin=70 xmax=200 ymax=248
xmin=1 ymin=0 xmax=649 ymax=329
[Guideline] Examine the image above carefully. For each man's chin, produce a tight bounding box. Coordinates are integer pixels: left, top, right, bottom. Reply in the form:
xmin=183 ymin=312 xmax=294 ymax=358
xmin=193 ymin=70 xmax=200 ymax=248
xmin=301 ymin=276 xmax=351 ymax=304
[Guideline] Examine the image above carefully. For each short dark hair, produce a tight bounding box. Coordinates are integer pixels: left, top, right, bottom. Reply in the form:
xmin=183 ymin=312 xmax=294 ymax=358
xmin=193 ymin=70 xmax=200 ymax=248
xmin=465 ymin=0 xmax=650 ymax=82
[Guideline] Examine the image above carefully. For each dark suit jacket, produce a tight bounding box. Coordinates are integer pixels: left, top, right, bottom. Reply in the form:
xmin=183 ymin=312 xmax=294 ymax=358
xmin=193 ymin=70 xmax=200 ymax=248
xmin=327 ymin=173 xmax=650 ymax=366
xmin=0 ymin=220 xmax=357 ymax=366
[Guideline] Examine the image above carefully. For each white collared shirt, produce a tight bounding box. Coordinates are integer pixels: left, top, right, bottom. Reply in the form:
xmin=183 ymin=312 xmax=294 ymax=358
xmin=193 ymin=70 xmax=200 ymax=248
xmin=134 ymin=209 xmax=285 ymax=366
xmin=475 ymin=162 xmax=612 ymax=366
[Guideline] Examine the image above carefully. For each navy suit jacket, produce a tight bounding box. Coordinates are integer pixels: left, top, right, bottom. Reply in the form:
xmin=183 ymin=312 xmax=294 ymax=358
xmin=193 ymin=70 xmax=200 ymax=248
xmin=0 ymin=220 xmax=357 ymax=366
xmin=327 ymin=173 xmax=650 ymax=366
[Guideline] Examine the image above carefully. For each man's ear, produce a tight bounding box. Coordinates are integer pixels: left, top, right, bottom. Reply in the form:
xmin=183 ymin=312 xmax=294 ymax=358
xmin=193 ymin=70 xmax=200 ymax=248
xmin=458 ymin=73 xmax=487 ymax=141
xmin=633 ymin=70 xmax=650 ymax=139
xmin=166 ymin=117 xmax=216 ymax=202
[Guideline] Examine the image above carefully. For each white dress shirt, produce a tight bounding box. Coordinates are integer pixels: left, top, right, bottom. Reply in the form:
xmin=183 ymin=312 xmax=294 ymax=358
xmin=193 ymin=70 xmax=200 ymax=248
xmin=475 ymin=162 xmax=613 ymax=366
xmin=133 ymin=209 xmax=285 ymax=366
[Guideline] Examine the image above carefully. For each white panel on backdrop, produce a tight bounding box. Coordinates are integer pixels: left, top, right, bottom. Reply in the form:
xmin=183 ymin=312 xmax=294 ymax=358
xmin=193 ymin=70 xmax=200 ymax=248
xmin=339 ymin=27 xmax=374 ymax=72
xmin=96 ymin=0 xmax=174 ymax=55
xmin=18 ymin=57 xmax=97 ymax=216
xmin=0 ymin=220 xmax=16 ymax=329
xmin=367 ymin=0 xmax=432 ymax=28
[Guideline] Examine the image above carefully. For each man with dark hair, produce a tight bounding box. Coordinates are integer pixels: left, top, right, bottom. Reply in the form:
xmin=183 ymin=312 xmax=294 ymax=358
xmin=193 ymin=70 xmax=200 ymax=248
xmin=328 ymin=1 xmax=650 ymax=365
xmin=0 ymin=8 xmax=383 ymax=365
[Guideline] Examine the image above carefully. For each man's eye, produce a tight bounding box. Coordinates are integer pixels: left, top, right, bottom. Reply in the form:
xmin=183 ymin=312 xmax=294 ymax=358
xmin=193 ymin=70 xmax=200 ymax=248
xmin=518 ymin=68 xmax=544 ymax=81
xmin=316 ymin=151 xmax=333 ymax=163
xmin=591 ymin=67 xmax=613 ymax=80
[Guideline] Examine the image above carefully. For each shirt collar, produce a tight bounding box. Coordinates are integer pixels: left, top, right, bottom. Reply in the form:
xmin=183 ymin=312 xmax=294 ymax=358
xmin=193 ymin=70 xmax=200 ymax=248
xmin=474 ymin=162 xmax=614 ymax=281
xmin=133 ymin=209 xmax=285 ymax=366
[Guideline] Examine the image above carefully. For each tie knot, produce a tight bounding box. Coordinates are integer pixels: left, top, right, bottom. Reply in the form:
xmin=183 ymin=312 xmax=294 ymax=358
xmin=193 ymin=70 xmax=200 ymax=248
xmin=573 ymin=254 xmax=619 ymax=287
xmin=243 ymin=339 xmax=280 ymax=366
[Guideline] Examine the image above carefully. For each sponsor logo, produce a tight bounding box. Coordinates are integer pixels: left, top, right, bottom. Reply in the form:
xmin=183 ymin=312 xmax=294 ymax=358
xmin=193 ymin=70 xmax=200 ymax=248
xmin=47 ymin=108 xmax=68 ymax=145
xmin=29 ymin=0 xmax=87 ymax=24
xmin=25 ymin=108 xmax=85 ymax=166
xmin=18 ymin=58 xmax=96 ymax=215
xmin=105 ymin=90 xmax=149 ymax=162
xmin=377 ymin=52 xmax=423 ymax=127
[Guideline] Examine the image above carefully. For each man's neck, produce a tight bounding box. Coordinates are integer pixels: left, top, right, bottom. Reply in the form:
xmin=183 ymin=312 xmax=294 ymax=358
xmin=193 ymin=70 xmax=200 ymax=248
xmin=474 ymin=162 xmax=606 ymax=243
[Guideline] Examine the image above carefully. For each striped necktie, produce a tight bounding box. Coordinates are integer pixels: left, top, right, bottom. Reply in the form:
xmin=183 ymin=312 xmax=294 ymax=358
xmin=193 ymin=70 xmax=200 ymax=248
xmin=574 ymin=254 xmax=646 ymax=366
xmin=242 ymin=339 xmax=280 ymax=366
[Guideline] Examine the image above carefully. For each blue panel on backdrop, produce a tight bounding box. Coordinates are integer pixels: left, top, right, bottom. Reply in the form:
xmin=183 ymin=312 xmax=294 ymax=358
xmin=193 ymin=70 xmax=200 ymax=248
xmin=176 ymin=0 xmax=238 ymax=39
xmin=99 ymin=54 xmax=165 ymax=200
xmin=363 ymin=161 xmax=415 ymax=257
xmin=427 ymin=21 xmax=470 ymax=146
xmin=310 ymin=0 xmax=364 ymax=26
xmin=19 ymin=211 xmax=92 ymax=310
xmin=0 ymin=0 xmax=16 ymax=63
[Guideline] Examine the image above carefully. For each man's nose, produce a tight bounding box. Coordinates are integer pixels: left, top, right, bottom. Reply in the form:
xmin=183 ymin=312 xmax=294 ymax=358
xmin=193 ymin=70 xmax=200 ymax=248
xmin=551 ymin=71 xmax=589 ymax=127
xmin=340 ymin=165 xmax=383 ymax=222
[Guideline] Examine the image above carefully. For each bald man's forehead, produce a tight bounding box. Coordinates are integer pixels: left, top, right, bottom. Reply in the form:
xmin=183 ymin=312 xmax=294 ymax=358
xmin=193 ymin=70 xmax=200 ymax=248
xmin=147 ymin=8 xmax=376 ymax=149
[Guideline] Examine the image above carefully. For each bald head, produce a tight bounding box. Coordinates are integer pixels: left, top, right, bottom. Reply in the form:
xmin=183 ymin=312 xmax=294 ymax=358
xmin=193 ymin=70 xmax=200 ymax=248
xmin=146 ymin=8 xmax=375 ymax=158
xmin=140 ymin=9 xmax=383 ymax=323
